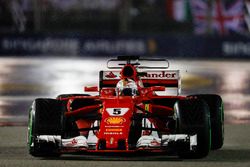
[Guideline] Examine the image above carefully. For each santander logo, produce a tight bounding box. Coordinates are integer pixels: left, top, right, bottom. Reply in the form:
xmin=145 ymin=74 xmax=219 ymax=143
xmin=103 ymin=71 xmax=178 ymax=80
xmin=105 ymin=72 xmax=117 ymax=78
xmin=141 ymin=71 xmax=178 ymax=79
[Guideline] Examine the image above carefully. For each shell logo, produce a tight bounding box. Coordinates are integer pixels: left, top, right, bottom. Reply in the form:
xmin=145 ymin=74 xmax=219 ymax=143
xmin=105 ymin=117 xmax=126 ymax=125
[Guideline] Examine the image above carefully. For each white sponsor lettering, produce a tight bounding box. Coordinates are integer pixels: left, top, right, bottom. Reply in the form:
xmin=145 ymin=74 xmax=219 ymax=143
xmin=223 ymin=42 xmax=250 ymax=56
xmin=106 ymin=108 xmax=129 ymax=116
xmin=2 ymin=38 xmax=79 ymax=55
xmin=141 ymin=71 xmax=179 ymax=79
xmin=83 ymin=39 xmax=146 ymax=55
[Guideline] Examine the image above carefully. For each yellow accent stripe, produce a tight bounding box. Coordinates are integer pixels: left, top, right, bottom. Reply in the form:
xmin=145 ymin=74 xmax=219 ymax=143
xmin=145 ymin=104 xmax=149 ymax=112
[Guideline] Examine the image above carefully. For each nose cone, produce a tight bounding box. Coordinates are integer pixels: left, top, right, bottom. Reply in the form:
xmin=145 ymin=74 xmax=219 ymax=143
xmin=98 ymin=98 xmax=134 ymax=150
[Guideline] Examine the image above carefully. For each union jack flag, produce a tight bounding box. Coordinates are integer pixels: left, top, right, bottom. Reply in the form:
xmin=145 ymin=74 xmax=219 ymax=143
xmin=190 ymin=0 xmax=245 ymax=35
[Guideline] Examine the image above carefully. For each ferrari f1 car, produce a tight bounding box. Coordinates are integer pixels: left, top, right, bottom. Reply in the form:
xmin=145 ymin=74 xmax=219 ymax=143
xmin=27 ymin=56 xmax=224 ymax=158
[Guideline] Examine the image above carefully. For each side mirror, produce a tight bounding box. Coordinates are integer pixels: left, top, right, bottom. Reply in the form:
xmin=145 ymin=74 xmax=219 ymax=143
xmin=84 ymin=86 xmax=98 ymax=92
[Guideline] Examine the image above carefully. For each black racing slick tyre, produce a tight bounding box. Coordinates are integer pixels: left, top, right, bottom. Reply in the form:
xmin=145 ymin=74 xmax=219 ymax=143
xmin=27 ymin=98 xmax=65 ymax=157
xmin=175 ymin=99 xmax=211 ymax=159
xmin=189 ymin=94 xmax=224 ymax=150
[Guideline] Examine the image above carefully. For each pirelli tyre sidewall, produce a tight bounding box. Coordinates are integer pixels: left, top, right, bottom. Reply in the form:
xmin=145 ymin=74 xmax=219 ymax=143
xmin=174 ymin=98 xmax=211 ymax=159
xmin=27 ymin=98 xmax=65 ymax=157
xmin=188 ymin=94 xmax=224 ymax=150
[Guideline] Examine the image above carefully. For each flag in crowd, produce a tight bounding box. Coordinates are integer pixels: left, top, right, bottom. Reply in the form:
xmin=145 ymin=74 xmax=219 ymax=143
xmin=245 ymin=0 xmax=250 ymax=31
xmin=190 ymin=0 xmax=246 ymax=35
xmin=1 ymin=0 xmax=249 ymax=35
xmin=165 ymin=0 xmax=192 ymax=22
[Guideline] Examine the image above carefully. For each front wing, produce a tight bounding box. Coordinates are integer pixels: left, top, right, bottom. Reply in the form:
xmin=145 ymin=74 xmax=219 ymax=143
xmin=35 ymin=134 xmax=197 ymax=153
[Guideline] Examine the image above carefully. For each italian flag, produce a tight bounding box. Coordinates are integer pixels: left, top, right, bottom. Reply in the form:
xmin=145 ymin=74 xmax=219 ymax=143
xmin=166 ymin=0 xmax=192 ymax=22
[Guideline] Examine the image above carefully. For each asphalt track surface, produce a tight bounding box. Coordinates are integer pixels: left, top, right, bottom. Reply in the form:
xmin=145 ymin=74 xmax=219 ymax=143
xmin=0 ymin=57 xmax=250 ymax=166
xmin=0 ymin=124 xmax=250 ymax=167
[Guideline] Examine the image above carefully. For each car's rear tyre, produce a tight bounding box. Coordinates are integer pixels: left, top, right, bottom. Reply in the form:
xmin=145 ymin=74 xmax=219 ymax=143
xmin=189 ymin=94 xmax=224 ymax=150
xmin=27 ymin=98 xmax=65 ymax=157
xmin=175 ymin=99 xmax=211 ymax=159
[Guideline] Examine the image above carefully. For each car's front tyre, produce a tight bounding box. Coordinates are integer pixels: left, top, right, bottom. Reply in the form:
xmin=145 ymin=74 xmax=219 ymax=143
xmin=27 ymin=98 xmax=65 ymax=157
xmin=175 ymin=98 xmax=211 ymax=159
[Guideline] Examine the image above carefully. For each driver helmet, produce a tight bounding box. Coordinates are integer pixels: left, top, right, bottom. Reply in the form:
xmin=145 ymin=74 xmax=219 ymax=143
xmin=116 ymin=78 xmax=138 ymax=96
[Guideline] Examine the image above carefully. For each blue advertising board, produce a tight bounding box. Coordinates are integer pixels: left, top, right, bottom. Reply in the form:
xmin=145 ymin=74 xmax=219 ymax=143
xmin=0 ymin=33 xmax=250 ymax=58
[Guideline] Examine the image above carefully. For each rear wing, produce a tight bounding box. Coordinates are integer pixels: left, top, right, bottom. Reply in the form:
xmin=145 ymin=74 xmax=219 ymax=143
xmin=99 ymin=70 xmax=181 ymax=94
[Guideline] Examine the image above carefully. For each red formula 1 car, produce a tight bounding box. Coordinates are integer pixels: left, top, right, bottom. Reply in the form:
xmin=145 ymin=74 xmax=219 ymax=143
xmin=27 ymin=56 xmax=224 ymax=158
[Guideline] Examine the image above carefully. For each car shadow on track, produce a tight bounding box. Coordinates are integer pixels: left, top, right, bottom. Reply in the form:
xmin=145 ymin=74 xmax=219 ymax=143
xmin=37 ymin=149 xmax=250 ymax=162
xmin=43 ymin=152 xmax=181 ymax=161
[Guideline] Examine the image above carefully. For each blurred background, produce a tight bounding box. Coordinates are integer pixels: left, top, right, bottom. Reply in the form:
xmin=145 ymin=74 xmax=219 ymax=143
xmin=0 ymin=0 xmax=250 ymax=125
xmin=1 ymin=0 xmax=250 ymax=57
xmin=1 ymin=0 xmax=250 ymax=34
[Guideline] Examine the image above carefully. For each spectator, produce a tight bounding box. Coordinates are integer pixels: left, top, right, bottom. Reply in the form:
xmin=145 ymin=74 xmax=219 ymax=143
xmin=10 ymin=0 xmax=27 ymax=32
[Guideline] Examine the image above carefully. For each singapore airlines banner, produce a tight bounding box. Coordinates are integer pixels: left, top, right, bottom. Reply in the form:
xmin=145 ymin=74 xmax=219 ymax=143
xmin=0 ymin=34 xmax=250 ymax=58
xmin=0 ymin=35 xmax=150 ymax=56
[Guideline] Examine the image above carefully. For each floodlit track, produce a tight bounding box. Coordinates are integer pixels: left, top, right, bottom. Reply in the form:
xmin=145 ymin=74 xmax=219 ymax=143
xmin=0 ymin=57 xmax=249 ymax=124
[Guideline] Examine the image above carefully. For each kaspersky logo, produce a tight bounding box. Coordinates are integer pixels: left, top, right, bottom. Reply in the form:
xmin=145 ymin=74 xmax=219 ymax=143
xmin=105 ymin=72 xmax=117 ymax=78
